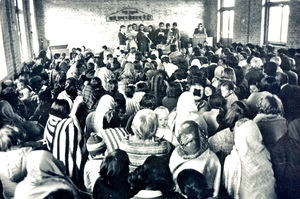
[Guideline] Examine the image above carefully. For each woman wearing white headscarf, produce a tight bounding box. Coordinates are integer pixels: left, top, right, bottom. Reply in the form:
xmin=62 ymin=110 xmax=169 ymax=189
xmin=121 ymin=62 xmax=135 ymax=80
xmin=168 ymin=92 xmax=207 ymax=137
xmin=14 ymin=150 xmax=91 ymax=199
xmin=223 ymin=120 xmax=277 ymax=199
xmin=94 ymin=67 xmax=113 ymax=92
xmin=85 ymin=95 xmax=116 ymax=138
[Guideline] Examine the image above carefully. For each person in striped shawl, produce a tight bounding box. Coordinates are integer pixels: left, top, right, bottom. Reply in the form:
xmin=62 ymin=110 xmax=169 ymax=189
xmin=44 ymin=99 xmax=84 ymax=187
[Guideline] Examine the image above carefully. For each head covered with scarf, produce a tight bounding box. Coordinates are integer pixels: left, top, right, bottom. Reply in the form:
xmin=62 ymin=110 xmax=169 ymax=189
xmin=172 ymin=92 xmax=207 ymax=137
xmin=177 ymin=120 xmax=208 ymax=159
xmin=14 ymin=150 xmax=84 ymax=199
xmin=94 ymin=95 xmax=116 ymax=131
xmin=224 ymin=120 xmax=276 ymax=199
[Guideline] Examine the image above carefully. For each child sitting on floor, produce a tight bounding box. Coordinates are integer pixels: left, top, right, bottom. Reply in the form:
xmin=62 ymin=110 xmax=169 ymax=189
xmin=16 ymin=79 xmax=31 ymax=102
xmin=154 ymin=106 xmax=178 ymax=146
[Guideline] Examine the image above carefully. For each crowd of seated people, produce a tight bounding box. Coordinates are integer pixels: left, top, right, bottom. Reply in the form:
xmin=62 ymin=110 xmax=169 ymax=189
xmin=0 ymin=32 xmax=300 ymax=199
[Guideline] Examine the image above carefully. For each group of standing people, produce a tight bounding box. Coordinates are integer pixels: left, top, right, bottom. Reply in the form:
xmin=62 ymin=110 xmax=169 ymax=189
xmin=118 ymin=22 xmax=181 ymax=54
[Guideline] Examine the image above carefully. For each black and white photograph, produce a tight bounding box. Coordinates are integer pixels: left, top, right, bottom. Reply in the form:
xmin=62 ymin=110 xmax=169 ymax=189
xmin=0 ymin=0 xmax=299 ymax=198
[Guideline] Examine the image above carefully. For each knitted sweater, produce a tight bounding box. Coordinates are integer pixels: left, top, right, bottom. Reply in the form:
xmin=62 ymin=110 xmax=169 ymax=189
xmin=120 ymin=138 xmax=172 ymax=171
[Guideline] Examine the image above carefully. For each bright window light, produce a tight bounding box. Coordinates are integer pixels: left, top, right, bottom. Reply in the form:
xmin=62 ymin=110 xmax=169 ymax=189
xmin=267 ymin=4 xmax=289 ymax=43
xmin=0 ymin=22 xmax=7 ymax=80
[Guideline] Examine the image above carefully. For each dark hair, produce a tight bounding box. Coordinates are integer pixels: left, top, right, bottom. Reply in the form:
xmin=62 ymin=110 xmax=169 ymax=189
xmin=136 ymin=81 xmax=148 ymax=92
xmin=107 ymin=54 xmax=113 ymax=59
xmin=65 ymin=77 xmax=77 ymax=95
xmin=133 ymin=61 xmax=143 ymax=71
xmin=94 ymin=149 xmax=130 ymax=199
xmin=166 ymin=81 xmax=182 ymax=98
xmin=259 ymin=76 xmax=280 ymax=94
xmin=148 ymin=25 xmax=154 ymax=30
xmin=38 ymin=87 xmax=52 ymax=102
xmin=44 ymin=189 xmax=75 ymax=199
xmin=140 ymin=93 xmax=157 ymax=110
xmin=172 ymin=68 xmax=188 ymax=81
xmin=223 ymin=101 xmax=248 ymax=130
xmin=221 ymin=67 xmax=236 ymax=83
xmin=150 ymin=43 xmax=156 ymax=49
xmin=208 ymin=92 xmax=225 ymax=109
xmin=125 ymin=85 xmax=135 ymax=98
xmin=120 ymin=25 xmax=125 ymax=30
xmin=263 ymin=62 xmax=277 ymax=77
xmin=188 ymin=69 xmax=207 ymax=86
xmin=49 ymin=99 xmax=70 ymax=118
xmin=129 ymin=156 xmax=174 ymax=196
xmin=231 ymin=65 xmax=244 ymax=85
xmin=211 ymin=54 xmax=219 ymax=63
xmin=275 ymin=72 xmax=289 ymax=86
xmin=53 ymin=53 xmax=60 ymax=60
xmin=199 ymin=56 xmax=208 ymax=65
xmin=220 ymin=80 xmax=235 ymax=91
xmin=194 ymin=48 xmax=201 ymax=57
xmin=151 ymin=71 xmax=168 ymax=105
xmin=189 ymin=65 xmax=200 ymax=75
xmin=135 ymin=52 xmax=143 ymax=62
xmin=150 ymin=61 xmax=158 ymax=69
xmin=170 ymin=44 xmax=177 ymax=52
xmin=98 ymin=149 xmax=129 ymax=186
xmin=280 ymin=54 xmax=292 ymax=71
xmin=161 ymin=56 xmax=170 ymax=63
xmin=177 ymin=169 xmax=213 ymax=199
xmin=227 ymin=55 xmax=239 ymax=67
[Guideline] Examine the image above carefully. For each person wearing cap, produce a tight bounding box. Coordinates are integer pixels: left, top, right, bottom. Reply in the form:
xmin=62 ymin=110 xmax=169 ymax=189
xmin=169 ymin=120 xmax=221 ymax=198
xmin=84 ymin=133 xmax=107 ymax=193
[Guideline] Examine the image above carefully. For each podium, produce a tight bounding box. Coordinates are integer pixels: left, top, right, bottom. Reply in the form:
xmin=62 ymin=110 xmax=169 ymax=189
xmin=192 ymin=34 xmax=207 ymax=47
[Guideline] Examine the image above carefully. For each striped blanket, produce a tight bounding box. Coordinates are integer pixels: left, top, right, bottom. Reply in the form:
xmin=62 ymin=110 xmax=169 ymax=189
xmin=44 ymin=115 xmax=83 ymax=181
xmin=97 ymin=128 xmax=129 ymax=152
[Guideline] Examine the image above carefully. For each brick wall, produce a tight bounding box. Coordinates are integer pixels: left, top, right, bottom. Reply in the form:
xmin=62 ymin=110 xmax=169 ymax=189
xmin=35 ymin=0 xmax=207 ymax=51
xmin=0 ymin=0 xmax=22 ymax=81
xmin=203 ymin=0 xmax=218 ymax=44
xmin=207 ymin=0 xmax=299 ymax=47
xmin=287 ymin=0 xmax=300 ymax=48
xmin=233 ymin=0 xmax=263 ymax=45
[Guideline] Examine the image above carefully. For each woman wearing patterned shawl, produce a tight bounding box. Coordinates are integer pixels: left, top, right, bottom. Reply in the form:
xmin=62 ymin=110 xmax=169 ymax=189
xmin=169 ymin=120 xmax=221 ymax=198
xmin=223 ymin=119 xmax=277 ymax=199
xmin=14 ymin=150 xmax=91 ymax=199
